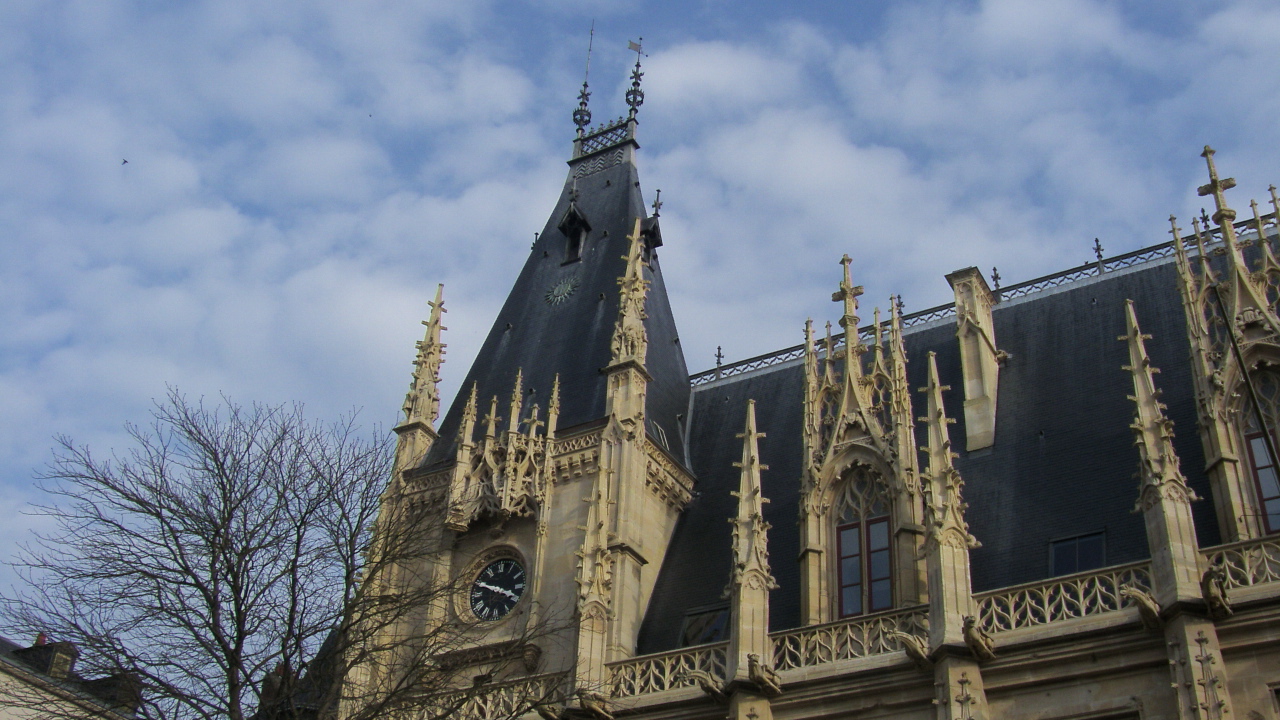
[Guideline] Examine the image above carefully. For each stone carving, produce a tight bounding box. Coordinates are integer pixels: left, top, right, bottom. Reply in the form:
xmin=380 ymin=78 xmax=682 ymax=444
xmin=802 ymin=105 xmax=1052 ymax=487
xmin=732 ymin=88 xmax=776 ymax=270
xmin=962 ymin=616 xmax=996 ymax=663
xmin=445 ymin=373 xmax=559 ymax=532
xmin=889 ymin=631 xmax=933 ymax=671
xmin=1171 ymin=147 xmax=1280 ymax=541
xmin=609 ymin=218 xmax=649 ymax=367
xmin=1201 ymin=565 xmax=1234 ymax=619
xmin=799 ymin=256 xmax=926 ymax=623
xmin=1120 ymin=586 xmax=1164 ymax=631
xmin=746 ymin=653 xmax=782 ymax=697
xmin=681 ymin=669 xmax=727 ymax=703
xmin=576 ymin=690 xmax=615 ymax=720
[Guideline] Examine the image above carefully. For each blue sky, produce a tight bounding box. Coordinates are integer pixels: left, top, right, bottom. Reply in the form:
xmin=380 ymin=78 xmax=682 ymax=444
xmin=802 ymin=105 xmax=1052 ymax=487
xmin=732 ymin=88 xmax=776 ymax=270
xmin=2 ymin=0 xmax=1279 ymax=585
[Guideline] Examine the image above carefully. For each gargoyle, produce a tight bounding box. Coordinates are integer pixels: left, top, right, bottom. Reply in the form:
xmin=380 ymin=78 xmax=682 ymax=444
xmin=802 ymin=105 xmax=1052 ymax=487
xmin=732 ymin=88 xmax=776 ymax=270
xmin=1201 ymin=565 xmax=1233 ymax=619
xmin=962 ymin=616 xmax=996 ymax=663
xmin=1120 ymin=586 xmax=1163 ymax=631
xmin=889 ymin=631 xmax=933 ymax=671
xmin=535 ymin=703 xmax=564 ymax=720
xmin=576 ymin=690 xmax=615 ymax=720
xmin=680 ymin=669 xmax=727 ymax=703
xmin=747 ymin=653 xmax=782 ymax=697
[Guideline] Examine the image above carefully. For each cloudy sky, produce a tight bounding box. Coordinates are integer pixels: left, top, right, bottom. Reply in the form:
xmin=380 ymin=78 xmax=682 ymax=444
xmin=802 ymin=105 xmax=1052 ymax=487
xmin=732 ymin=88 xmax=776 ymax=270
xmin=2 ymin=0 xmax=1279 ymax=582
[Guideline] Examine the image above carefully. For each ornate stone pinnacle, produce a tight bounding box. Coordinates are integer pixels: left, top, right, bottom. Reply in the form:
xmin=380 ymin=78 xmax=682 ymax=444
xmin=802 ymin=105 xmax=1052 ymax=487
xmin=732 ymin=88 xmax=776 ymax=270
xmin=402 ymin=283 xmax=447 ymax=426
xmin=1121 ymin=300 xmax=1197 ymax=508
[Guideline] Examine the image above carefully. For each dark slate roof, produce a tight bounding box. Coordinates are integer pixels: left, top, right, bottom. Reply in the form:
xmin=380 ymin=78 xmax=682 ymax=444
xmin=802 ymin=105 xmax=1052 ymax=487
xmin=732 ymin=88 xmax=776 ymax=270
xmin=425 ymin=139 xmax=689 ymax=467
xmin=637 ymin=257 xmax=1221 ymax=654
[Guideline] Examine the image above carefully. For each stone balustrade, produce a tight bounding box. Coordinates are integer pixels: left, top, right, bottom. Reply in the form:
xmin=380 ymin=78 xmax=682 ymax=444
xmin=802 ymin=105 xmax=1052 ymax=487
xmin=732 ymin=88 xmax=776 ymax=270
xmin=607 ymin=641 xmax=729 ymax=697
xmin=1203 ymin=535 xmax=1280 ymax=590
xmin=976 ymin=561 xmax=1152 ymax=634
xmin=771 ymin=605 xmax=928 ymax=672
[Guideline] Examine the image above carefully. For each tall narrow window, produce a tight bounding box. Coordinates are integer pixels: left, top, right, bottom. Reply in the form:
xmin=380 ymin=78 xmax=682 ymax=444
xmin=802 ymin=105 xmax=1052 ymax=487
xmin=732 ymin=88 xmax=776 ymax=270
xmin=833 ymin=467 xmax=893 ymax=618
xmin=1241 ymin=370 xmax=1280 ymax=534
xmin=1245 ymin=432 xmax=1280 ymax=533
xmin=836 ymin=517 xmax=891 ymax=617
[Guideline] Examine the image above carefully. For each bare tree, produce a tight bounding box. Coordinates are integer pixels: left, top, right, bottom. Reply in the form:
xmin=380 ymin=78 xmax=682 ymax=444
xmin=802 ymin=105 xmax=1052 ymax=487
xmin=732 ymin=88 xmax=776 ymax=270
xmin=3 ymin=389 xmax=564 ymax=720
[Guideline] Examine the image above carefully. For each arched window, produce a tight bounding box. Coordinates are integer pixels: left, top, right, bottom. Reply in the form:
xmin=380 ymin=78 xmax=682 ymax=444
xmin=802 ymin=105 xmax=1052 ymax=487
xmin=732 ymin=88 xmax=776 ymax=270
xmin=1242 ymin=370 xmax=1280 ymax=534
xmin=833 ymin=468 xmax=892 ymax=617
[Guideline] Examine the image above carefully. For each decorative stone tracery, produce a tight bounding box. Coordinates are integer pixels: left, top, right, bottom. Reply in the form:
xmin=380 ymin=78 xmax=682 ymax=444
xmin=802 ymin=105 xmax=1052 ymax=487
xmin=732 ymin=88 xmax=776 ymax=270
xmin=799 ymin=255 xmax=926 ymax=625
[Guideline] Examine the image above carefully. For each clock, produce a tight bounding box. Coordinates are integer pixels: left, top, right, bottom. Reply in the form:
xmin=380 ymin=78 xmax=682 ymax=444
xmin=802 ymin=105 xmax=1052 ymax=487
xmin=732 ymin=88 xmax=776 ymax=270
xmin=469 ymin=558 xmax=526 ymax=621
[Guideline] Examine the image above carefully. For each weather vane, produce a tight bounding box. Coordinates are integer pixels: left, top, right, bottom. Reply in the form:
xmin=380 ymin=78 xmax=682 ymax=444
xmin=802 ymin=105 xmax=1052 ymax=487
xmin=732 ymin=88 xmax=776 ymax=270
xmin=627 ymin=37 xmax=645 ymax=120
xmin=573 ymin=22 xmax=595 ymax=135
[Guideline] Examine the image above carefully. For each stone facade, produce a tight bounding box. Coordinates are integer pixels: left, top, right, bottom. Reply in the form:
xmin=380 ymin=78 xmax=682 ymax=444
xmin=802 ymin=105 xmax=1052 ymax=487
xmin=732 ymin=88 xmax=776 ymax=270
xmin=345 ymin=89 xmax=1280 ymax=720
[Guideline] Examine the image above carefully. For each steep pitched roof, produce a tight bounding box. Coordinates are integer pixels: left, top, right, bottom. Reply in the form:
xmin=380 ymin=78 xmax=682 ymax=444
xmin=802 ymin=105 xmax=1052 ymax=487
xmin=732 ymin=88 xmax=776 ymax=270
xmin=425 ymin=121 xmax=689 ymax=467
xmin=637 ymin=256 xmax=1220 ymax=654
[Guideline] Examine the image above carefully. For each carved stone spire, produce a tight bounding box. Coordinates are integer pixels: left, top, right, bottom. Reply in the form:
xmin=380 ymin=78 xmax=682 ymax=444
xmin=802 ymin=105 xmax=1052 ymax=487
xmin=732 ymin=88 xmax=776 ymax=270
xmin=610 ymin=217 xmax=650 ymax=368
xmin=394 ymin=284 xmax=446 ymax=472
xmin=725 ymin=399 xmax=780 ymax=719
xmin=402 ymin=284 xmax=447 ymax=426
xmin=919 ymin=353 xmax=979 ymax=650
xmin=507 ymin=368 xmax=524 ymax=435
xmin=1122 ymin=300 xmax=1204 ymax=607
xmin=547 ymin=373 xmax=561 ymax=441
xmin=1124 ymin=300 xmax=1199 ymax=511
xmin=1198 ymin=146 xmax=1280 ymax=343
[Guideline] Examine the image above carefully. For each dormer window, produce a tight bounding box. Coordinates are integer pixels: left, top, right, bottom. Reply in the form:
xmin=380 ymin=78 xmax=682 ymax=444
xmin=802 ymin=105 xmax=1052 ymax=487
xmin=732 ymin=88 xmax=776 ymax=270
xmin=557 ymin=203 xmax=591 ymax=264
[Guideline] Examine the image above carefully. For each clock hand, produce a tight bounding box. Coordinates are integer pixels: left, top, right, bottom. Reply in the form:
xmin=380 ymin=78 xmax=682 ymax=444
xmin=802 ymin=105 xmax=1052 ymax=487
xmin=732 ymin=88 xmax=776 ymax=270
xmin=477 ymin=582 xmax=518 ymax=601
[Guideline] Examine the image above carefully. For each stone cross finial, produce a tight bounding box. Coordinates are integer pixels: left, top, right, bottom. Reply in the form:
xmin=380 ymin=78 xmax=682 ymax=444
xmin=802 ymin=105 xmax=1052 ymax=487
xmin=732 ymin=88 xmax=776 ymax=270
xmin=651 ymin=188 xmax=662 ymax=218
xmin=833 ymin=254 xmax=864 ymax=331
xmin=1198 ymin=146 xmax=1238 ymax=226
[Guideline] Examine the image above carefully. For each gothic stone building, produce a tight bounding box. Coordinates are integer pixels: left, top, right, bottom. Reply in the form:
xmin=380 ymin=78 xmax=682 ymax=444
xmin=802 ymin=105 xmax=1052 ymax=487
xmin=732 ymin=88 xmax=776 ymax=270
xmin=355 ymin=84 xmax=1280 ymax=720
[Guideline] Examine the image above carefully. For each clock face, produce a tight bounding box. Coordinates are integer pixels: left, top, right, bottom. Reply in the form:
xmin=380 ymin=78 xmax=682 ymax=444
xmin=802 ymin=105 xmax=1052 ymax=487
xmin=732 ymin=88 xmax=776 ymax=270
xmin=469 ymin=558 xmax=526 ymax=621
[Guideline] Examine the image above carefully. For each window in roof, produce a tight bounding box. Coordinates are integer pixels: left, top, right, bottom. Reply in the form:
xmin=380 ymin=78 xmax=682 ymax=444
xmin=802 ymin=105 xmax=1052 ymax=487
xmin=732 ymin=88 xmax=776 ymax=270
xmin=1050 ymin=532 xmax=1105 ymax=576
xmin=557 ymin=202 xmax=591 ymax=264
xmin=678 ymin=605 xmax=729 ymax=647
xmin=1241 ymin=370 xmax=1280 ymax=535
xmin=1245 ymin=432 xmax=1280 ymax=534
xmin=837 ymin=516 xmax=892 ymax=617
xmin=834 ymin=473 xmax=893 ymax=618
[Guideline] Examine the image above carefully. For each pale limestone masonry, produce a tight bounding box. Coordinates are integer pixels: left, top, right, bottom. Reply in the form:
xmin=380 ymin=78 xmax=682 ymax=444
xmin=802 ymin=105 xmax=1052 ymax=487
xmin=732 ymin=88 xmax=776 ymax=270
xmin=346 ymin=124 xmax=1280 ymax=720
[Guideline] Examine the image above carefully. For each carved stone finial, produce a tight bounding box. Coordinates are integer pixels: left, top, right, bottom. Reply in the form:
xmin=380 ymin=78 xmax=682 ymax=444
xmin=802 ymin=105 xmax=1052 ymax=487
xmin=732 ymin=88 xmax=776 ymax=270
xmin=609 ymin=217 xmax=650 ymax=366
xmin=547 ymin=374 xmax=561 ymax=439
xmin=1121 ymin=300 xmax=1199 ymax=511
xmin=402 ymin=283 xmax=447 ymax=426
xmin=920 ymin=352 xmax=978 ymax=548
xmin=651 ymin=188 xmax=662 ymax=217
xmin=729 ymin=400 xmax=775 ymax=586
xmin=1199 ymin=146 xmax=1239 ymax=227
xmin=1094 ymin=237 xmax=1105 ymax=264
xmin=508 ymin=368 xmax=524 ymax=434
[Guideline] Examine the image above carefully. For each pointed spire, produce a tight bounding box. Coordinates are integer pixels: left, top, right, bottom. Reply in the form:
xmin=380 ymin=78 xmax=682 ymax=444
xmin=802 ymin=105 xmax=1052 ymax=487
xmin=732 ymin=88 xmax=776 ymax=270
xmin=484 ymin=396 xmax=500 ymax=439
xmin=508 ymin=368 xmax=524 ymax=434
xmin=626 ymin=38 xmax=645 ymax=121
xmin=920 ymin=352 xmax=978 ymax=548
xmin=730 ymin=400 xmax=774 ymax=585
xmin=547 ymin=374 xmax=561 ymax=440
xmin=1121 ymin=300 xmax=1199 ymax=508
xmin=459 ymin=382 xmax=479 ymax=446
xmin=725 ymin=400 xmax=777 ymax=692
xmin=610 ymin=217 xmax=650 ymax=366
xmin=401 ymin=283 xmax=447 ymax=426
xmin=573 ymin=24 xmax=594 ymax=136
